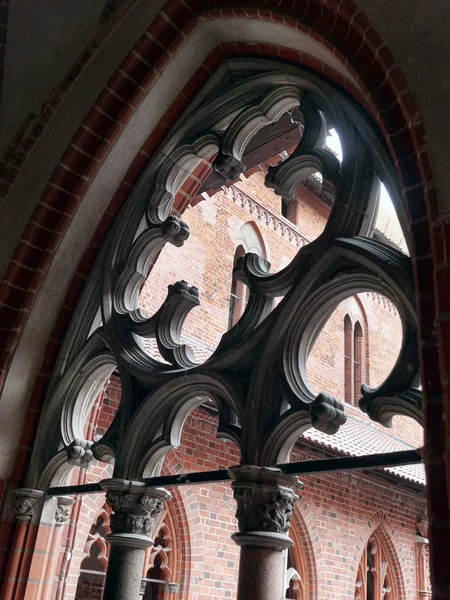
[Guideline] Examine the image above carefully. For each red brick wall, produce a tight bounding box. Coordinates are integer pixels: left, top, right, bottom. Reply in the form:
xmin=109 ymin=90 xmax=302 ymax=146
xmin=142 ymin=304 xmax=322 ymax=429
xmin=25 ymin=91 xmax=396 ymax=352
xmin=63 ymin=404 xmax=425 ymax=600
xmin=49 ymin=168 xmax=424 ymax=597
xmin=74 ymin=576 xmax=104 ymax=600
xmin=140 ymin=172 xmax=422 ymax=447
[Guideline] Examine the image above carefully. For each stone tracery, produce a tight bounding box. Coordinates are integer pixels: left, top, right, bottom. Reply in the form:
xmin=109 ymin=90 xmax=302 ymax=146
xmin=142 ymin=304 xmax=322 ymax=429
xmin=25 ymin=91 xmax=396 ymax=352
xmin=20 ymin=57 xmax=423 ymax=600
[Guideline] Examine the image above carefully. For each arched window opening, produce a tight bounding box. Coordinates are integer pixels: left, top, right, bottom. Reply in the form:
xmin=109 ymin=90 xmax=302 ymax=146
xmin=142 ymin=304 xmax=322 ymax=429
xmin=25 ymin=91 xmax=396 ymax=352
xmin=284 ymin=547 xmax=304 ymax=599
xmin=354 ymin=321 xmax=364 ymax=404
xmin=229 ymin=245 xmax=248 ymax=328
xmin=366 ymin=538 xmax=376 ymax=600
xmin=354 ymin=534 xmax=397 ymax=600
xmin=74 ymin=510 xmax=111 ymax=600
xmin=143 ymin=511 xmax=177 ymax=600
xmin=344 ymin=314 xmax=353 ymax=404
xmin=144 ymin=554 xmax=165 ymax=600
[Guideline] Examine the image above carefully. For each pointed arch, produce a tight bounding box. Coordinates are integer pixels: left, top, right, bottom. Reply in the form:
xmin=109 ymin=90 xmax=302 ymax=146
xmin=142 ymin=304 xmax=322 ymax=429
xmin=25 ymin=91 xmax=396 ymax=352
xmin=354 ymin=321 xmax=364 ymax=405
xmin=344 ymin=313 xmax=353 ymax=404
xmin=236 ymin=221 xmax=268 ymax=261
xmin=289 ymin=497 xmax=320 ymax=600
xmin=351 ymin=511 xmax=408 ymax=600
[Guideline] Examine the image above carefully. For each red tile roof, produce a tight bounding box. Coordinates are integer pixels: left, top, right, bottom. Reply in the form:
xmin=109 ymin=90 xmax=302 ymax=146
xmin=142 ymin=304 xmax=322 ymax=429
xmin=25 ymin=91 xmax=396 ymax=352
xmin=301 ymin=404 xmax=425 ymax=486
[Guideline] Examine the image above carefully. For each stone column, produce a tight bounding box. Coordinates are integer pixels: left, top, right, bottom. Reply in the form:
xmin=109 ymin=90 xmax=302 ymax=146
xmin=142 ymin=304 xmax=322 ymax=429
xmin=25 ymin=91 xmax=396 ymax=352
xmin=229 ymin=466 xmax=301 ymax=600
xmin=101 ymin=479 xmax=171 ymax=600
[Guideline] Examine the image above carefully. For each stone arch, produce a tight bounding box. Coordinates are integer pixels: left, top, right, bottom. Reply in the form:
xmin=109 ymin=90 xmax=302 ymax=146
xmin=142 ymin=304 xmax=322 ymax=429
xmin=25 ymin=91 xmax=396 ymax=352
xmin=0 ymin=5 xmax=443 ymax=597
xmin=350 ymin=510 xmax=409 ymax=600
xmin=115 ymin=373 xmax=243 ymax=480
xmin=1 ymin=8 xmax=434 ymax=495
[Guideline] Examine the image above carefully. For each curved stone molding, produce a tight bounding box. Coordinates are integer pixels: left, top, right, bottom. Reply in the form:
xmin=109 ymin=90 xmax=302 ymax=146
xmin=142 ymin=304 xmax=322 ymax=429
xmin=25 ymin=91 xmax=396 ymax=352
xmin=114 ymin=216 xmax=190 ymax=315
xmin=129 ymin=280 xmax=200 ymax=368
xmin=213 ymin=86 xmax=301 ymax=181
xmin=116 ymin=373 xmax=244 ymax=480
xmin=28 ymin=59 xmax=421 ymax=493
xmin=147 ymin=134 xmax=220 ymax=224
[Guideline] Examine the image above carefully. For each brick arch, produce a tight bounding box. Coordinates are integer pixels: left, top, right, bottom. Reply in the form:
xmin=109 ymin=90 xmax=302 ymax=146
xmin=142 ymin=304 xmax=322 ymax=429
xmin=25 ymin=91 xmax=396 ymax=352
xmin=0 ymin=3 xmax=441 ymax=591
xmin=291 ymin=496 xmax=321 ymax=600
xmin=160 ymin=458 xmax=203 ymax=600
xmin=0 ymin=2 xmax=431 ymax=410
xmin=350 ymin=509 xmax=409 ymax=600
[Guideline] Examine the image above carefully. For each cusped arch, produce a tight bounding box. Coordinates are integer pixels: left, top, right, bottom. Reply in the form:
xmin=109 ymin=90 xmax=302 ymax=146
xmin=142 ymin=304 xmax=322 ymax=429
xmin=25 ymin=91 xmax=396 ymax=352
xmin=116 ymin=372 xmax=243 ymax=479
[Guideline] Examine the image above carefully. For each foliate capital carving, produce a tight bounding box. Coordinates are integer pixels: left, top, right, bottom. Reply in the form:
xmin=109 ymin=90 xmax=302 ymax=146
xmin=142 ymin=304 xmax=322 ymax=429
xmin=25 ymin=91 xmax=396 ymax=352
xmin=55 ymin=496 xmax=75 ymax=527
xmin=102 ymin=479 xmax=171 ymax=537
xmin=13 ymin=488 xmax=44 ymax=523
xmin=229 ymin=466 xmax=301 ymax=535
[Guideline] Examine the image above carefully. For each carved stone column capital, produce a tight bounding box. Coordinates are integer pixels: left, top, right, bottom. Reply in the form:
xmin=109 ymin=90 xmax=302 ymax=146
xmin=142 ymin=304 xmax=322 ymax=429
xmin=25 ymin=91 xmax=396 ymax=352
xmin=55 ymin=496 xmax=75 ymax=527
xmin=101 ymin=479 xmax=171 ymax=547
xmin=229 ymin=466 xmax=301 ymax=550
xmin=13 ymin=488 xmax=44 ymax=523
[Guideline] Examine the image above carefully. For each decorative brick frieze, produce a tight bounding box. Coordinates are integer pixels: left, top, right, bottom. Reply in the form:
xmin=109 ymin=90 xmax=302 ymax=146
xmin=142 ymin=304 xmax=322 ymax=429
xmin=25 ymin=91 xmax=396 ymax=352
xmin=227 ymin=184 xmax=308 ymax=248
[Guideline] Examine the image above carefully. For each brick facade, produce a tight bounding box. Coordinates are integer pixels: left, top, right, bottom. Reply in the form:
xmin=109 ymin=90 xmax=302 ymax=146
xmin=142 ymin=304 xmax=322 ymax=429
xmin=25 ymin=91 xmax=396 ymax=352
xmin=1 ymin=2 xmax=443 ymax=594
xmin=65 ymin=397 xmax=426 ymax=600
xmin=57 ymin=172 xmax=426 ymax=600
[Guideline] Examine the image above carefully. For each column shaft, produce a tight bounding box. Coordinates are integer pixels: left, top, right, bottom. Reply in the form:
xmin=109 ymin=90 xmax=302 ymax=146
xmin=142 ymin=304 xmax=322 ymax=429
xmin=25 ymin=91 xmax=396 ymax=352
xmin=229 ymin=466 xmax=301 ymax=600
xmin=237 ymin=545 xmax=286 ymax=600
xmin=103 ymin=542 xmax=148 ymax=600
xmin=101 ymin=479 xmax=171 ymax=600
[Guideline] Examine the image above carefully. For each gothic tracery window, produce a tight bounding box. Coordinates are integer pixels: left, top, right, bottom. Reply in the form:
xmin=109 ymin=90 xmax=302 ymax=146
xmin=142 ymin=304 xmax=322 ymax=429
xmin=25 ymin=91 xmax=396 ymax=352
xmin=74 ymin=509 xmax=111 ymax=600
xmin=285 ymin=547 xmax=305 ymax=599
xmin=142 ymin=509 xmax=177 ymax=600
xmin=355 ymin=535 xmax=395 ymax=600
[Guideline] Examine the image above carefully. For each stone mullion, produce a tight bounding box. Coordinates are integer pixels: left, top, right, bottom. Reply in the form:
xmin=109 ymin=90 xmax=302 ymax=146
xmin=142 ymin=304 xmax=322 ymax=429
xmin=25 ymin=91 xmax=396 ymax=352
xmin=101 ymin=479 xmax=171 ymax=600
xmin=229 ymin=466 xmax=301 ymax=600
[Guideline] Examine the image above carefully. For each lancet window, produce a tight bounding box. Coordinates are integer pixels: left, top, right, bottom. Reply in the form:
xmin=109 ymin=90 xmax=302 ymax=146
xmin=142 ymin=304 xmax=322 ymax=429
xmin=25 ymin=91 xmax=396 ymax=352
xmin=355 ymin=535 xmax=395 ymax=600
xmin=344 ymin=314 xmax=366 ymax=405
xmin=142 ymin=510 xmax=177 ymax=600
xmin=74 ymin=510 xmax=111 ymax=600
xmin=229 ymin=245 xmax=248 ymax=328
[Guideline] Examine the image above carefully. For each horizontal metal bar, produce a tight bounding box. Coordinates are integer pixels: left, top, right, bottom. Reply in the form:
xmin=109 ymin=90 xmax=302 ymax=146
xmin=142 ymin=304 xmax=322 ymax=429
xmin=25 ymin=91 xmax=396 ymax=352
xmin=46 ymin=449 xmax=422 ymax=497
